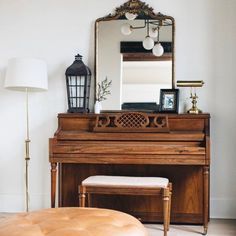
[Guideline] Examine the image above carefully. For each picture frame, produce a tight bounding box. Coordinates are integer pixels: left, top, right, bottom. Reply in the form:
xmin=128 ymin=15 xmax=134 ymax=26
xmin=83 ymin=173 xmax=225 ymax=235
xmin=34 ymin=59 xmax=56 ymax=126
xmin=159 ymin=89 xmax=179 ymax=113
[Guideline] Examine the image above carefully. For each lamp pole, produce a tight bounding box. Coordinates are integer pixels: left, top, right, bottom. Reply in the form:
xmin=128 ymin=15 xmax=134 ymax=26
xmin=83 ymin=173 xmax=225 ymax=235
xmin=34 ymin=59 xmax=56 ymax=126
xmin=25 ymin=88 xmax=30 ymax=212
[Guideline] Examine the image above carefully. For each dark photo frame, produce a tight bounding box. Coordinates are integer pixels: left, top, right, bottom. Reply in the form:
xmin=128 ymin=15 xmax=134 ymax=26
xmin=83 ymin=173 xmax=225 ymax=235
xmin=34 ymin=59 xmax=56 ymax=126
xmin=159 ymin=89 xmax=179 ymax=113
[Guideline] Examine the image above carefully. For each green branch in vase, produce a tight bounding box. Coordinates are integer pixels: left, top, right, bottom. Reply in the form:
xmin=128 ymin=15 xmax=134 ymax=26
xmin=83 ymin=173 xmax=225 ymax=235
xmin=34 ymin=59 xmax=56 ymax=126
xmin=96 ymin=77 xmax=112 ymax=102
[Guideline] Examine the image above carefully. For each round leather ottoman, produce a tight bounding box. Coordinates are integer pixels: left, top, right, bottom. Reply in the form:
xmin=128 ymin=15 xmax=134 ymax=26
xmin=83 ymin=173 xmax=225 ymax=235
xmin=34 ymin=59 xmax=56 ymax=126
xmin=0 ymin=207 xmax=148 ymax=236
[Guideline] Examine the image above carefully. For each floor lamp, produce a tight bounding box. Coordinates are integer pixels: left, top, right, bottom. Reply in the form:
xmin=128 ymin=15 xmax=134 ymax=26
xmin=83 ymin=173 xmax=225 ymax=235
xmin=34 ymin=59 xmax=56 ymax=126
xmin=4 ymin=58 xmax=48 ymax=212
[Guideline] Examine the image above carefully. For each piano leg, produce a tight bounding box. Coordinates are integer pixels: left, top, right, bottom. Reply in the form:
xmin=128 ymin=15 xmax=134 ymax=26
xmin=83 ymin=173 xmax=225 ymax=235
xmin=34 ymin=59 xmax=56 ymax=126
xmin=51 ymin=162 xmax=57 ymax=208
xmin=203 ymin=166 xmax=209 ymax=235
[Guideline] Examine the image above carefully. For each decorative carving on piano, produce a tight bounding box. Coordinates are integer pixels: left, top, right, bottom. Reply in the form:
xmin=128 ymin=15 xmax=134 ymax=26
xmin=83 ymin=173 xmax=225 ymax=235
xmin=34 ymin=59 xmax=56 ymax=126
xmin=115 ymin=112 xmax=148 ymax=128
xmin=93 ymin=112 xmax=169 ymax=132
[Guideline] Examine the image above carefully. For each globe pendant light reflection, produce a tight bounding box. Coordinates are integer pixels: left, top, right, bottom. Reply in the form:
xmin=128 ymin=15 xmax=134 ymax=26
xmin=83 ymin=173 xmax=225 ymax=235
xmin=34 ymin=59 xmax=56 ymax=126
xmin=152 ymin=43 xmax=164 ymax=56
xmin=143 ymin=36 xmax=154 ymax=50
xmin=121 ymin=23 xmax=132 ymax=35
xmin=152 ymin=26 xmax=164 ymax=57
xmin=142 ymin=20 xmax=154 ymax=50
xmin=125 ymin=12 xmax=137 ymax=20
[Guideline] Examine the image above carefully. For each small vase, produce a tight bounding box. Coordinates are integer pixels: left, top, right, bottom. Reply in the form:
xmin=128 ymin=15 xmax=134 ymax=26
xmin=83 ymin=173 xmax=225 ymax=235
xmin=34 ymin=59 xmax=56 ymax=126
xmin=94 ymin=100 xmax=102 ymax=114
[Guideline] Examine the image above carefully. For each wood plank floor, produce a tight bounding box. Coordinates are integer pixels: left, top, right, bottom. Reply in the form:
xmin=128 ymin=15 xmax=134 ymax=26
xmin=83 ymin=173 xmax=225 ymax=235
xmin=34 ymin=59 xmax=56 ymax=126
xmin=0 ymin=213 xmax=235 ymax=235
xmin=146 ymin=220 xmax=236 ymax=236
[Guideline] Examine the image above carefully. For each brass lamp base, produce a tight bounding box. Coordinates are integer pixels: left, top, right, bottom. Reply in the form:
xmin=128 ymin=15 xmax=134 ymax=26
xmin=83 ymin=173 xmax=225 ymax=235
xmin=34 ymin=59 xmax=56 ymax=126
xmin=187 ymin=93 xmax=202 ymax=114
xmin=187 ymin=108 xmax=202 ymax=114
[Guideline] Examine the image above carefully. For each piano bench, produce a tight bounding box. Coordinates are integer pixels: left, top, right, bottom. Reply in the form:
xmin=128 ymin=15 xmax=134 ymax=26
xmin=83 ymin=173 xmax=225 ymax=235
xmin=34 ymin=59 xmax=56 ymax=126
xmin=79 ymin=175 xmax=172 ymax=236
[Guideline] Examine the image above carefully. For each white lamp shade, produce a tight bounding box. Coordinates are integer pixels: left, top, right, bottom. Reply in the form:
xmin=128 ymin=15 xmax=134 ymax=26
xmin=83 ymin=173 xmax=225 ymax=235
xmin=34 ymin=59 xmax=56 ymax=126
xmin=4 ymin=58 xmax=48 ymax=92
xmin=142 ymin=36 xmax=154 ymax=50
xmin=152 ymin=43 xmax=164 ymax=57
xmin=121 ymin=23 xmax=132 ymax=35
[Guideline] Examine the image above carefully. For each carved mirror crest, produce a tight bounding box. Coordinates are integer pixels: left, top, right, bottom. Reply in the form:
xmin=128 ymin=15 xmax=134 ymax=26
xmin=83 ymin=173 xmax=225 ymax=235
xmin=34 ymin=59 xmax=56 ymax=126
xmin=95 ymin=0 xmax=175 ymax=111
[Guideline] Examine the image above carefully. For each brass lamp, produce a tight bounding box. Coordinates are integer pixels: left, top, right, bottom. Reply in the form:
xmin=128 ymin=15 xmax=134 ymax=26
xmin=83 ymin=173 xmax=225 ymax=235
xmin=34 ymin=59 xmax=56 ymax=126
xmin=177 ymin=80 xmax=204 ymax=114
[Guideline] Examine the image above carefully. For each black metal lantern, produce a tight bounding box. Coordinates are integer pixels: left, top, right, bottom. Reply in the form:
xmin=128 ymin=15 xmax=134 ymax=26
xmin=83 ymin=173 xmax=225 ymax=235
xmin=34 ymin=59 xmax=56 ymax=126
xmin=65 ymin=54 xmax=91 ymax=113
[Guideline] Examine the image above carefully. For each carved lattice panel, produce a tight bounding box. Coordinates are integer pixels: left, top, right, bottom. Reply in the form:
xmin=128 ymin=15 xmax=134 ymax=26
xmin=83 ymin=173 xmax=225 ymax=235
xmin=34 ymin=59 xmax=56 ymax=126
xmin=115 ymin=113 xmax=148 ymax=128
xmin=93 ymin=112 xmax=169 ymax=132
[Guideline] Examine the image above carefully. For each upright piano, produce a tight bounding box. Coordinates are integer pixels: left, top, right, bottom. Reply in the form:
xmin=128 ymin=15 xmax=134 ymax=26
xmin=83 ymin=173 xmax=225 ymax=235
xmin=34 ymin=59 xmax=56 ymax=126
xmin=49 ymin=112 xmax=210 ymax=228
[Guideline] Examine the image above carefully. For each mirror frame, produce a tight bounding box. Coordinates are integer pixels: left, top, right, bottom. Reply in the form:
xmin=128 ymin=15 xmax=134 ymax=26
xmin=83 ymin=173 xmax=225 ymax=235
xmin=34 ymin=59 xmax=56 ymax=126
xmin=94 ymin=0 xmax=175 ymax=108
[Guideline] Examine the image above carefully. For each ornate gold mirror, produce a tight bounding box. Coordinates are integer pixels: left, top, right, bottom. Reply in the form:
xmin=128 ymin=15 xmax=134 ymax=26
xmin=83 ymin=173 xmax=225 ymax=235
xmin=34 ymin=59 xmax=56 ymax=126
xmin=95 ymin=0 xmax=175 ymax=111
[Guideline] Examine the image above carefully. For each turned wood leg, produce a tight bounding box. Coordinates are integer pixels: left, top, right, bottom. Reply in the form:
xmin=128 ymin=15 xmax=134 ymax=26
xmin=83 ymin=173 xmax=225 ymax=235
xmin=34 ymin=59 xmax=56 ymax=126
xmin=167 ymin=183 xmax=172 ymax=231
xmin=163 ymin=188 xmax=170 ymax=236
xmin=79 ymin=185 xmax=86 ymax=207
xmin=203 ymin=166 xmax=209 ymax=235
xmin=50 ymin=162 xmax=57 ymax=208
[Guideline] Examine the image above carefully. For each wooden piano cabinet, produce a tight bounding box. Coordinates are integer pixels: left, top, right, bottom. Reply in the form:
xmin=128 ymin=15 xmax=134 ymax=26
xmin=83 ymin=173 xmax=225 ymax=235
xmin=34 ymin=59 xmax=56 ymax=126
xmin=49 ymin=113 xmax=210 ymax=227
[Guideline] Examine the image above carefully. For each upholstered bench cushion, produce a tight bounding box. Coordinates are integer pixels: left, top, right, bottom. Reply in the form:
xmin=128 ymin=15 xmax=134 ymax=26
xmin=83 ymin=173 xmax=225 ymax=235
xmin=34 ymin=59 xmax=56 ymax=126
xmin=82 ymin=175 xmax=169 ymax=188
xmin=0 ymin=207 xmax=148 ymax=236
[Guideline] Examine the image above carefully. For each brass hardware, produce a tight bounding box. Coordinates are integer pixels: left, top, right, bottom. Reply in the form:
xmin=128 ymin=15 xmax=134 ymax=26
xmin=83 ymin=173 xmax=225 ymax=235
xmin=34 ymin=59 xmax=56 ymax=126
xmin=176 ymin=80 xmax=204 ymax=87
xmin=188 ymin=92 xmax=202 ymax=114
xmin=25 ymin=139 xmax=30 ymax=212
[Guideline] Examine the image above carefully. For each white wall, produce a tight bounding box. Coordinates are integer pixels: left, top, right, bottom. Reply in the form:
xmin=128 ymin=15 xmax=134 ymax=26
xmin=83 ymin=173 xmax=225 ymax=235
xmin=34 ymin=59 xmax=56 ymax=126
xmin=0 ymin=0 xmax=235 ymax=218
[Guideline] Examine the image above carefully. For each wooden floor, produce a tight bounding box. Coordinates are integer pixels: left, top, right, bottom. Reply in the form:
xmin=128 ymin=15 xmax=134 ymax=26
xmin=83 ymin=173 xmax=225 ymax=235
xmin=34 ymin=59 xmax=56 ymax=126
xmin=0 ymin=214 xmax=235 ymax=235
xmin=146 ymin=219 xmax=236 ymax=236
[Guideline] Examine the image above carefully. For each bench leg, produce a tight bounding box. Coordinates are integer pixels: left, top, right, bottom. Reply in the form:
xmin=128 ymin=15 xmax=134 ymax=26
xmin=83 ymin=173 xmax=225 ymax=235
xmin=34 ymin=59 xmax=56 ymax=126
xmin=78 ymin=185 xmax=86 ymax=207
xmin=167 ymin=183 xmax=172 ymax=231
xmin=163 ymin=188 xmax=170 ymax=236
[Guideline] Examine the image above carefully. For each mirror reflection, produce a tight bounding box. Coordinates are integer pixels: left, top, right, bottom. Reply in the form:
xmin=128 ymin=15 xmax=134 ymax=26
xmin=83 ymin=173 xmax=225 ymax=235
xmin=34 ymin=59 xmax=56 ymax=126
xmin=95 ymin=0 xmax=174 ymax=111
xmin=122 ymin=60 xmax=172 ymax=104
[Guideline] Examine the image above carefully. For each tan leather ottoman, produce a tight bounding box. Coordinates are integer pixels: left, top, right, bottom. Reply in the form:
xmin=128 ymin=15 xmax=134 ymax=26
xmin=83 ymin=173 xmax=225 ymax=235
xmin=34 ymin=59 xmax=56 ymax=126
xmin=0 ymin=207 xmax=148 ymax=236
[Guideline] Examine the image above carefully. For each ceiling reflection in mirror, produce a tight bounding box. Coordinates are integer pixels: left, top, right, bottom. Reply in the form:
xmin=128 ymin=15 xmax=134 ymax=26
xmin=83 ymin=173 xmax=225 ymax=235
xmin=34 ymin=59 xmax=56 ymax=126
xmin=95 ymin=0 xmax=175 ymax=111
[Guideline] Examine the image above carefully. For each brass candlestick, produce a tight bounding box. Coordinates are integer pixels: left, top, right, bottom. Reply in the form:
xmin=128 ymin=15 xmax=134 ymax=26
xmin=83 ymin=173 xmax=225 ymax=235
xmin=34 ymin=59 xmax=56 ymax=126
xmin=176 ymin=80 xmax=204 ymax=114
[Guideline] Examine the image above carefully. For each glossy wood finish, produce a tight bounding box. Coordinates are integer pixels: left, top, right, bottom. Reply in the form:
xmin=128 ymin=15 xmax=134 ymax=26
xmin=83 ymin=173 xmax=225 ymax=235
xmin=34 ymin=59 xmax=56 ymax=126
xmin=49 ymin=113 xmax=210 ymax=230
